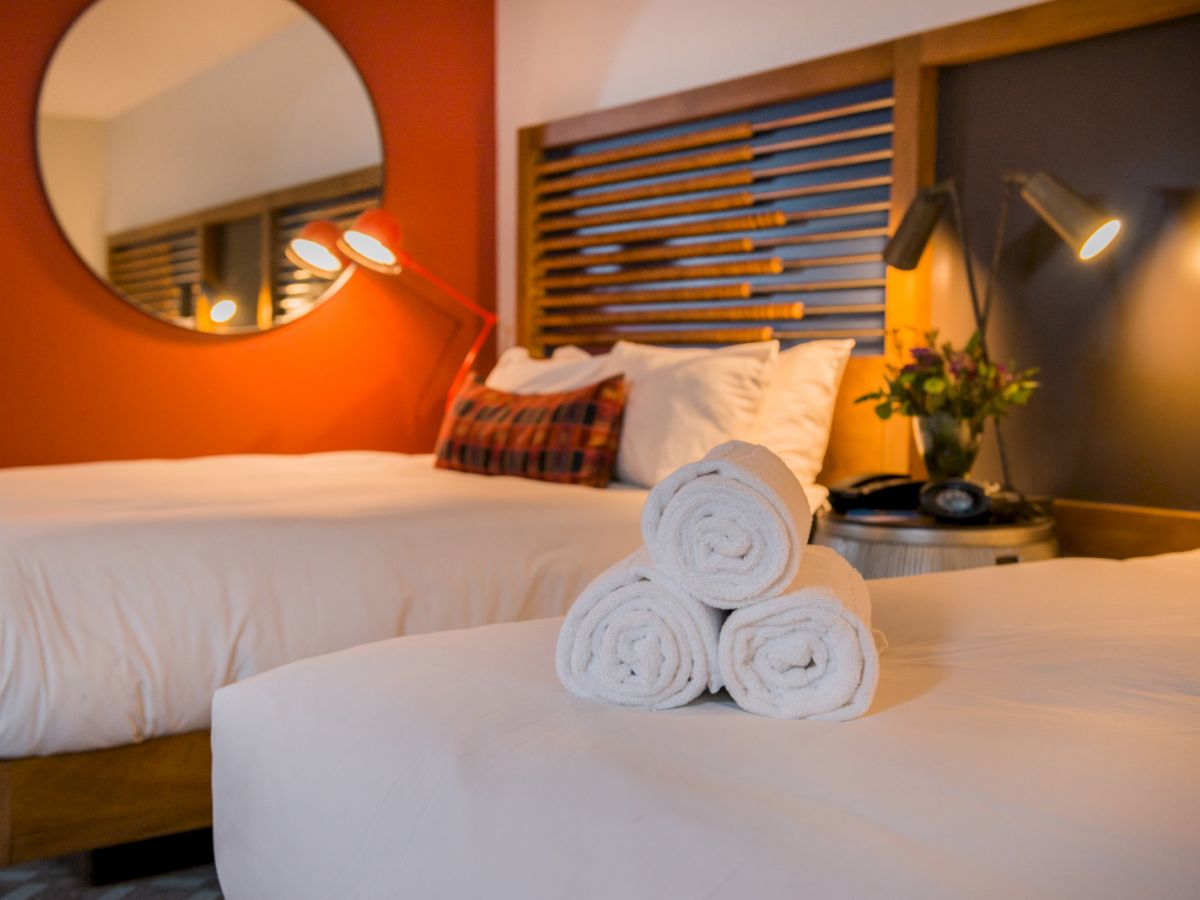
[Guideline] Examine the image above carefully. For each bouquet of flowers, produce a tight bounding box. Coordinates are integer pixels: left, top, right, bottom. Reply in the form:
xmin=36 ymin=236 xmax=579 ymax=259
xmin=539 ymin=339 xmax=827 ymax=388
xmin=857 ymin=331 xmax=1038 ymax=478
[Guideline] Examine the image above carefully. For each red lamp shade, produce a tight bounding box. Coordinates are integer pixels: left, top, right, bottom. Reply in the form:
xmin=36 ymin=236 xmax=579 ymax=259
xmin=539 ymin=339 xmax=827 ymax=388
xmin=285 ymin=220 xmax=349 ymax=278
xmin=339 ymin=208 xmax=405 ymax=274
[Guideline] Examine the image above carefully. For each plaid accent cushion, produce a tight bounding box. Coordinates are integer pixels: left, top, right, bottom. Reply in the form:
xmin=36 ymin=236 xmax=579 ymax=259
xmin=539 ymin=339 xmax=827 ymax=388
xmin=434 ymin=375 xmax=627 ymax=487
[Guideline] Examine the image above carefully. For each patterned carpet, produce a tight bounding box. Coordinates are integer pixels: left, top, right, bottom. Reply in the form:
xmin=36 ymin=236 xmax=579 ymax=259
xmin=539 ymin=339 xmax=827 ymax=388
xmin=0 ymin=858 xmax=221 ymax=899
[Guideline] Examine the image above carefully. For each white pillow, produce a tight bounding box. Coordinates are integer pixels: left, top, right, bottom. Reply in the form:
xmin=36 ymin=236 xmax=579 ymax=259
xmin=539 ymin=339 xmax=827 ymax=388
xmin=611 ymin=340 xmax=779 ymax=488
xmin=485 ymin=346 xmax=614 ymax=393
xmin=753 ymin=339 xmax=854 ymax=484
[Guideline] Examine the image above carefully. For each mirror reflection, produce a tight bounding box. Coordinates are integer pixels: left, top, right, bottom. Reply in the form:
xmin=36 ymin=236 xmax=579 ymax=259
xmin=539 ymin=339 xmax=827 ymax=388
xmin=36 ymin=0 xmax=384 ymax=334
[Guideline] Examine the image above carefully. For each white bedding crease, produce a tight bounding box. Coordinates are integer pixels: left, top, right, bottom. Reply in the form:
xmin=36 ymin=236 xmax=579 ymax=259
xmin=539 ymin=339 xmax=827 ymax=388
xmin=556 ymin=549 xmax=723 ymax=709
xmin=719 ymin=545 xmax=878 ymax=721
xmin=641 ymin=441 xmax=813 ymax=609
xmin=0 ymin=451 xmax=650 ymax=757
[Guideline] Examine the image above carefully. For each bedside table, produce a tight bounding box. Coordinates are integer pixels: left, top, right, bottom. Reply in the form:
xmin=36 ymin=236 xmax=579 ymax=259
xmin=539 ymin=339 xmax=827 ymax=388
xmin=813 ymin=511 xmax=1058 ymax=579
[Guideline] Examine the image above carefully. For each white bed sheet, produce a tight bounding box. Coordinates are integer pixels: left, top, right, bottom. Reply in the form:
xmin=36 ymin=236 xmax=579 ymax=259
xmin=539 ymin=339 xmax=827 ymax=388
xmin=0 ymin=452 xmax=655 ymax=757
xmin=213 ymin=552 xmax=1200 ymax=900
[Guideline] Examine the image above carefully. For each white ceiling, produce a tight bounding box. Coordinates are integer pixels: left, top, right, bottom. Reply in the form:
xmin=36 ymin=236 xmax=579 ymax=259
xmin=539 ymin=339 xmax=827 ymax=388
xmin=39 ymin=0 xmax=308 ymax=120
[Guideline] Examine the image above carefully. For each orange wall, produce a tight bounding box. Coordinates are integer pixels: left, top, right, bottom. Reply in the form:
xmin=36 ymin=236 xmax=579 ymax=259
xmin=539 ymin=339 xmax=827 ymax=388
xmin=0 ymin=0 xmax=495 ymax=468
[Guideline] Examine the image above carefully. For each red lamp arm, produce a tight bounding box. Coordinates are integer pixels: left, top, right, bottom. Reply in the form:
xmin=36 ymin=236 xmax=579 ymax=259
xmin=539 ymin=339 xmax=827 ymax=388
xmin=398 ymin=253 xmax=497 ymax=405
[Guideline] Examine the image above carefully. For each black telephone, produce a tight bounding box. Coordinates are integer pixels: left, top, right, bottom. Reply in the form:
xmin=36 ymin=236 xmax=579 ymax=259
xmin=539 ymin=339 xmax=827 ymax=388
xmin=828 ymin=473 xmax=925 ymax=513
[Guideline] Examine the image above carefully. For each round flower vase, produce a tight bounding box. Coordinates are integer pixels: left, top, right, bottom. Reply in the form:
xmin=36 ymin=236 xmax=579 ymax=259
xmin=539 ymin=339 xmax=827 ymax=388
xmin=913 ymin=413 xmax=983 ymax=480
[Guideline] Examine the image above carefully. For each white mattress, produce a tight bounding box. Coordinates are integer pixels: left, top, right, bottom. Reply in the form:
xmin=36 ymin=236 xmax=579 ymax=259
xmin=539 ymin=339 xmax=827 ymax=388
xmin=213 ymin=552 xmax=1200 ymax=900
xmin=0 ymin=452 xmax=655 ymax=757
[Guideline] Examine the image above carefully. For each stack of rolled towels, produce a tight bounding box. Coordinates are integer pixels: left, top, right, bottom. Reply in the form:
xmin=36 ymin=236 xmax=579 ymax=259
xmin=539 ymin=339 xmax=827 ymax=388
xmin=556 ymin=440 xmax=880 ymax=721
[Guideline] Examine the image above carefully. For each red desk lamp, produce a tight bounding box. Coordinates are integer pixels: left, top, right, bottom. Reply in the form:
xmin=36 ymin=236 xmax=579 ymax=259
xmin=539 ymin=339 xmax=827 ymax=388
xmin=287 ymin=209 xmax=495 ymax=402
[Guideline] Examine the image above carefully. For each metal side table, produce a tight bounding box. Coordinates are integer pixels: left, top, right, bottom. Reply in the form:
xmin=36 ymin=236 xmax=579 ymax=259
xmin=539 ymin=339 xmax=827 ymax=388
xmin=813 ymin=511 xmax=1058 ymax=579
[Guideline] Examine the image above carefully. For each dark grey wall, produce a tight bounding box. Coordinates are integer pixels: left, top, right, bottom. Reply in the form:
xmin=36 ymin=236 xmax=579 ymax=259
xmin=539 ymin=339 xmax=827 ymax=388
xmin=936 ymin=15 xmax=1200 ymax=510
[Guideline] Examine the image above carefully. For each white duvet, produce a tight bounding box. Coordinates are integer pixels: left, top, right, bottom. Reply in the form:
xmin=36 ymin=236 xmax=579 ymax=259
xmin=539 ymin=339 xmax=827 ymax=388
xmin=213 ymin=552 xmax=1200 ymax=900
xmin=0 ymin=452 xmax=656 ymax=757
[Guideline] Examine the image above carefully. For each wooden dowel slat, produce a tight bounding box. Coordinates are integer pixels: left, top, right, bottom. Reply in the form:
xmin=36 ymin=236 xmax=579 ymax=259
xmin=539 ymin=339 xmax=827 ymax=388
xmin=536 ymin=170 xmax=755 ymax=214
xmin=784 ymin=201 xmax=891 ymax=223
xmin=772 ymin=328 xmax=886 ymax=340
xmin=534 ymin=97 xmax=894 ymax=178
xmin=109 ymin=239 xmax=196 ymax=262
xmin=752 ymin=97 xmax=894 ymax=134
xmin=537 ymin=302 xmax=804 ymax=328
xmin=767 ymin=226 xmax=889 ymax=246
xmin=755 ymin=175 xmax=892 ymax=202
xmin=538 ymin=258 xmax=782 ymax=290
xmin=113 ymin=274 xmax=197 ymax=292
xmin=536 ymin=211 xmax=788 ymax=252
xmin=108 ymin=256 xmax=198 ymax=276
xmin=108 ymin=263 xmax=199 ymax=282
xmin=756 ymin=149 xmax=893 ymax=179
xmin=539 ymin=327 xmax=772 ymax=347
xmin=755 ymin=277 xmax=886 ymax=293
xmin=780 ymin=253 xmax=882 ymax=270
xmin=537 ymin=123 xmax=755 ymax=176
xmin=538 ymin=146 xmax=755 ymax=195
xmin=538 ymin=192 xmax=756 ymax=233
xmin=538 ymin=238 xmax=755 ymax=272
xmin=538 ymin=285 xmax=752 ymax=309
xmin=118 ymin=287 xmax=184 ymax=303
xmin=276 ymin=198 xmax=376 ymax=226
xmin=802 ymin=303 xmax=887 ymax=315
xmin=754 ymin=123 xmax=894 ymax=157
xmin=539 ymin=175 xmax=889 ymax=234
xmin=536 ymin=149 xmax=894 ymax=218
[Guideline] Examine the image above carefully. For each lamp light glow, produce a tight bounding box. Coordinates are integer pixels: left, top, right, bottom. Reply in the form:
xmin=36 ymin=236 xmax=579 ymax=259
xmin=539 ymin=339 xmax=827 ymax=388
xmin=1018 ymin=172 xmax=1121 ymax=261
xmin=339 ymin=209 xmax=404 ymax=274
xmin=1078 ymin=218 xmax=1122 ymax=260
xmin=286 ymin=220 xmax=348 ymax=278
xmin=210 ymin=298 xmax=238 ymax=323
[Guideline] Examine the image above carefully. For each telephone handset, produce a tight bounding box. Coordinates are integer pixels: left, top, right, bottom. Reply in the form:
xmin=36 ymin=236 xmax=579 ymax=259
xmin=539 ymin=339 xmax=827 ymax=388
xmin=828 ymin=473 xmax=925 ymax=513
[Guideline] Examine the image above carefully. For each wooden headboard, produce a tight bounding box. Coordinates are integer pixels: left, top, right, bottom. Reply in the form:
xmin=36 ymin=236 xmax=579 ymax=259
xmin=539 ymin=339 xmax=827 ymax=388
xmin=514 ymin=46 xmax=921 ymax=483
xmin=512 ymin=0 xmax=1199 ymax=486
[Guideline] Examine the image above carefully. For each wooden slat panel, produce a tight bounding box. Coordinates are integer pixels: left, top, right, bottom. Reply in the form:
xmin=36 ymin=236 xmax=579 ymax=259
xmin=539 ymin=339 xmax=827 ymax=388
xmin=772 ymin=327 xmax=887 ymax=340
xmin=769 ymin=226 xmax=889 ymax=246
xmin=537 ymin=258 xmax=782 ymax=289
xmin=755 ymin=148 xmax=894 ymax=179
xmin=539 ymin=285 xmax=752 ymax=308
xmin=109 ymin=239 xmax=196 ymax=263
xmin=785 ymin=201 xmax=890 ymax=223
xmin=538 ymin=238 xmax=755 ymax=271
xmin=538 ymin=145 xmax=755 ymax=195
xmin=540 ymin=327 xmax=773 ymax=346
xmin=538 ymin=123 xmax=755 ymax=175
xmin=768 ymin=277 xmax=886 ymax=293
xmin=536 ymin=170 xmax=755 ymax=214
xmin=756 ymin=174 xmax=892 ymax=202
xmin=755 ymin=123 xmax=894 ymax=156
xmin=780 ymin=253 xmax=882 ymax=269
xmin=538 ymin=191 xmax=755 ymax=233
xmin=537 ymin=302 xmax=804 ymax=327
xmin=536 ymin=210 xmax=789 ymax=252
xmin=754 ymin=97 xmax=895 ymax=133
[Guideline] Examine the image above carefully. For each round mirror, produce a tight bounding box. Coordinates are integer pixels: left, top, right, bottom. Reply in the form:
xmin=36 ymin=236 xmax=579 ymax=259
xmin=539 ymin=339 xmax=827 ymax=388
xmin=36 ymin=0 xmax=383 ymax=334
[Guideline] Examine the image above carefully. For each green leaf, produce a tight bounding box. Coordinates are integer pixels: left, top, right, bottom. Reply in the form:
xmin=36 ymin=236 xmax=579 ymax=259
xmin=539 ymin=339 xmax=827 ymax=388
xmin=923 ymin=377 xmax=946 ymax=394
xmin=874 ymin=402 xmax=893 ymax=420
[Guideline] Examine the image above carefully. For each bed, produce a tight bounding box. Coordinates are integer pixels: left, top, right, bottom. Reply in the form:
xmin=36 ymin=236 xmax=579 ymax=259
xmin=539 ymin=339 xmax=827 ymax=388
xmin=0 ymin=443 xmax=832 ymax=863
xmin=211 ymin=551 xmax=1200 ymax=899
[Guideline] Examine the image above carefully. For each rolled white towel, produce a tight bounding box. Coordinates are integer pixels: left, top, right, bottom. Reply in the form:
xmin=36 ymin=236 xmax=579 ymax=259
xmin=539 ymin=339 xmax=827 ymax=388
xmin=718 ymin=546 xmax=878 ymax=721
xmin=556 ymin=549 xmax=723 ymax=710
xmin=641 ymin=441 xmax=813 ymax=609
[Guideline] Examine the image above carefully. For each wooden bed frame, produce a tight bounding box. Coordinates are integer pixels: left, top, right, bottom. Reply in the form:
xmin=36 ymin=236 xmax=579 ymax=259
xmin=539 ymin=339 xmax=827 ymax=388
xmin=4 ymin=0 xmax=1198 ymax=870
